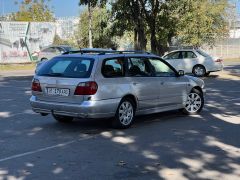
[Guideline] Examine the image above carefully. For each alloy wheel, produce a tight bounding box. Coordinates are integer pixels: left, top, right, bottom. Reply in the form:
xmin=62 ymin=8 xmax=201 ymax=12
xmin=118 ymin=101 xmax=134 ymax=126
xmin=185 ymin=93 xmax=202 ymax=113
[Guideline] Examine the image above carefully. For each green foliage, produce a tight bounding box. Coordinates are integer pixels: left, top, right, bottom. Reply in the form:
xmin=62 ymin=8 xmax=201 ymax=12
xmin=76 ymin=7 xmax=117 ymax=49
xmin=53 ymin=34 xmax=78 ymax=47
xmin=111 ymin=0 xmax=230 ymax=54
xmin=12 ymin=0 xmax=54 ymax=22
xmin=176 ymin=0 xmax=229 ymax=47
xmin=111 ymin=0 xmax=147 ymax=50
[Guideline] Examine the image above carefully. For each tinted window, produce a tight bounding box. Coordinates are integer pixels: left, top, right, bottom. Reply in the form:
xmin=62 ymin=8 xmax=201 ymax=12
xmin=102 ymin=58 xmax=124 ymax=77
xmin=164 ymin=52 xmax=181 ymax=59
xmin=148 ymin=58 xmax=176 ymax=77
xmin=128 ymin=57 xmax=151 ymax=77
xmin=182 ymin=51 xmax=197 ymax=58
xmin=37 ymin=57 xmax=94 ymax=78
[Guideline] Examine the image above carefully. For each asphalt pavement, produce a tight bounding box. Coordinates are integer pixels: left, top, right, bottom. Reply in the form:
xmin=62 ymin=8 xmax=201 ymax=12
xmin=0 ymin=64 xmax=239 ymax=180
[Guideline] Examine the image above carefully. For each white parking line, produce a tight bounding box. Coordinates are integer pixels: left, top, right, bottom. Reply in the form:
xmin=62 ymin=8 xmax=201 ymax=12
xmin=0 ymin=135 xmax=96 ymax=163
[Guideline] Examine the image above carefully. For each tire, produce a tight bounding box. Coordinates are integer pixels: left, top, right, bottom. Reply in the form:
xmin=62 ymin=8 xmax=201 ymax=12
xmin=52 ymin=114 xmax=73 ymax=123
xmin=182 ymin=89 xmax=204 ymax=115
xmin=41 ymin=58 xmax=48 ymax=61
xmin=192 ymin=65 xmax=206 ymax=77
xmin=205 ymin=72 xmax=210 ymax=76
xmin=112 ymin=98 xmax=136 ymax=129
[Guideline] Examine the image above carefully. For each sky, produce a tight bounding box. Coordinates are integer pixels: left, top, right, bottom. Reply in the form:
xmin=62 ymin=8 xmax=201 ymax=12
xmin=1 ymin=0 xmax=240 ymax=18
xmin=0 ymin=0 xmax=85 ymax=17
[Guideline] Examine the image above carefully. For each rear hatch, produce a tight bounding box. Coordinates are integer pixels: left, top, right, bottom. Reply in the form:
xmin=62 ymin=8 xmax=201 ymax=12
xmin=33 ymin=56 xmax=96 ymax=104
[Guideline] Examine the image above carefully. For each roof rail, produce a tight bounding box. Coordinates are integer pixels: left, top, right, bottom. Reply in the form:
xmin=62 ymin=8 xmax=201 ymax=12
xmin=62 ymin=49 xmax=152 ymax=55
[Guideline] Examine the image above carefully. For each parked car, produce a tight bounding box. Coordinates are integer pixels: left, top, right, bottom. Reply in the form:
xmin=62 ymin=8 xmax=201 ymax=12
xmin=38 ymin=45 xmax=77 ymax=61
xmin=30 ymin=50 xmax=205 ymax=129
xmin=162 ymin=49 xmax=223 ymax=77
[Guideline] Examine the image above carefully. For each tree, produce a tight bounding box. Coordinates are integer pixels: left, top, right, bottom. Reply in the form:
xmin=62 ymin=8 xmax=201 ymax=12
xmin=112 ymin=0 xmax=230 ymax=55
xmin=79 ymin=0 xmax=107 ymax=48
xmin=53 ymin=34 xmax=77 ymax=47
xmin=176 ymin=0 xmax=229 ymax=47
xmin=12 ymin=0 xmax=54 ymax=22
xmin=76 ymin=7 xmax=117 ymax=49
xmin=111 ymin=0 xmax=147 ymax=51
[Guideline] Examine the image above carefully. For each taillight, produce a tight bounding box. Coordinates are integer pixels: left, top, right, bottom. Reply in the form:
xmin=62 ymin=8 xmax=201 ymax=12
xmin=31 ymin=79 xmax=42 ymax=92
xmin=215 ymin=59 xmax=223 ymax=63
xmin=74 ymin=81 xmax=98 ymax=95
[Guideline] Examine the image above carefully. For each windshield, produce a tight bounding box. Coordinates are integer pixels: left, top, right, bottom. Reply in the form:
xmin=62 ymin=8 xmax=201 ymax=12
xmin=37 ymin=57 xmax=94 ymax=78
xmin=196 ymin=49 xmax=210 ymax=57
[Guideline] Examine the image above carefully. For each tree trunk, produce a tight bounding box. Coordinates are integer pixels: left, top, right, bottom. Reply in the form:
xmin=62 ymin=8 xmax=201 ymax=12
xmin=137 ymin=20 xmax=147 ymax=51
xmin=88 ymin=1 xmax=93 ymax=48
xmin=139 ymin=31 xmax=147 ymax=51
xmin=134 ymin=29 xmax=139 ymax=50
xmin=150 ymin=25 xmax=157 ymax=54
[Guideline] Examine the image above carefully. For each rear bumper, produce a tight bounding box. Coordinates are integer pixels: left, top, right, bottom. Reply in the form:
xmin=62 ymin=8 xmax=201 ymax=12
xmin=207 ymin=63 xmax=224 ymax=72
xmin=30 ymin=96 xmax=120 ymax=118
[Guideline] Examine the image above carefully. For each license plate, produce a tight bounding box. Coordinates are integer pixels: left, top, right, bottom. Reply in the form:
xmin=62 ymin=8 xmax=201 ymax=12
xmin=46 ymin=88 xmax=70 ymax=96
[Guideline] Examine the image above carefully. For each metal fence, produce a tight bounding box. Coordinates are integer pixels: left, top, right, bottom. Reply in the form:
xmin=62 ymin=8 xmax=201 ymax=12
xmin=169 ymin=38 xmax=240 ymax=59
xmin=202 ymin=38 xmax=240 ymax=59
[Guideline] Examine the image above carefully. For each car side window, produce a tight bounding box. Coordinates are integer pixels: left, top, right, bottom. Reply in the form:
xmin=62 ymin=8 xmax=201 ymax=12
xmin=165 ymin=52 xmax=182 ymax=60
xmin=127 ymin=57 xmax=152 ymax=77
xmin=102 ymin=58 xmax=125 ymax=77
xmin=148 ymin=58 xmax=176 ymax=77
xmin=183 ymin=51 xmax=197 ymax=58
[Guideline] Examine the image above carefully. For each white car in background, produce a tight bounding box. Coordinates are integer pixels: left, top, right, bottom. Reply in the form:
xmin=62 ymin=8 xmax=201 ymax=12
xmin=38 ymin=45 xmax=77 ymax=61
xmin=162 ymin=49 xmax=224 ymax=77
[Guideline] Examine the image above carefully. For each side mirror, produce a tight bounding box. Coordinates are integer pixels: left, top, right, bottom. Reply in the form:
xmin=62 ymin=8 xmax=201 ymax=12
xmin=178 ymin=70 xmax=185 ymax=76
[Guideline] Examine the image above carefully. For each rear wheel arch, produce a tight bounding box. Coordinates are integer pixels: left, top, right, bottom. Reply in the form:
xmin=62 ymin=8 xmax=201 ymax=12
xmin=121 ymin=94 xmax=138 ymax=110
xmin=112 ymin=95 xmax=137 ymax=129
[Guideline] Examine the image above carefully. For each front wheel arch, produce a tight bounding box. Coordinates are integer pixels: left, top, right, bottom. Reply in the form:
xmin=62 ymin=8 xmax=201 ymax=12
xmin=192 ymin=86 xmax=203 ymax=95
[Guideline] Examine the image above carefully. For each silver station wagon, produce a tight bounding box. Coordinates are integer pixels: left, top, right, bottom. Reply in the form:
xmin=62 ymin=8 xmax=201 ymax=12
xmin=30 ymin=50 xmax=205 ymax=128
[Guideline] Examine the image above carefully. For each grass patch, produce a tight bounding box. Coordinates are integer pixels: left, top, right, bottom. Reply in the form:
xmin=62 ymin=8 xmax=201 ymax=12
xmin=0 ymin=63 xmax=36 ymax=71
xmin=223 ymin=58 xmax=240 ymax=62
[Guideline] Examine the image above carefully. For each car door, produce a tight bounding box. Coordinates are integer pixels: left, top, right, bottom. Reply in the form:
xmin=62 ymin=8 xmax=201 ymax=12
xmin=164 ymin=51 xmax=182 ymax=71
xmin=180 ymin=51 xmax=199 ymax=73
xmin=125 ymin=57 xmax=160 ymax=110
xmin=148 ymin=58 xmax=188 ymax=108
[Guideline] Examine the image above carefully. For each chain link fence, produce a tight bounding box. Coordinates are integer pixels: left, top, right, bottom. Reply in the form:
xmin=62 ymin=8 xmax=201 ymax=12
xmin=169 ymin=38 xmax=240 ymax=59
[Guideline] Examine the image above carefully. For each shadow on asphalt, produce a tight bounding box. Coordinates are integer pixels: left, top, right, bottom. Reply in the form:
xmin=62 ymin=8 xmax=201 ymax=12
xmin=0 ymin=72 xmax=239 ymax=179
xmin=224 ymin=64 xmax=240 ymax=77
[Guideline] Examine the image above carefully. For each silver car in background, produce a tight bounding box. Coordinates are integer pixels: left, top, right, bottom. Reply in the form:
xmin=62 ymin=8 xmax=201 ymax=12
xmin=30 ymin=51 xmax=205 ymax=129
xmin=38 ymin=45 xmax=77 ymax=61
xmin=162 ymin=49 xmax=224 ymax=77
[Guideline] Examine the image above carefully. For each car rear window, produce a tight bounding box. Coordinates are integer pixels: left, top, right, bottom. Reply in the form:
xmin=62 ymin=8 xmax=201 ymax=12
xmin=37 ymin=57 xmax=94 ymax=78
xmin=196 ymin=50 xmax=210 ymax=57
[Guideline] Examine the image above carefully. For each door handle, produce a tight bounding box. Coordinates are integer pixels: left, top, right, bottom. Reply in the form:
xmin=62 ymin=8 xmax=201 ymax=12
xmin=133 ymin=82 xmax=138 ymax=85
xmin=160 ymin=82 xmax=164 ymax=85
